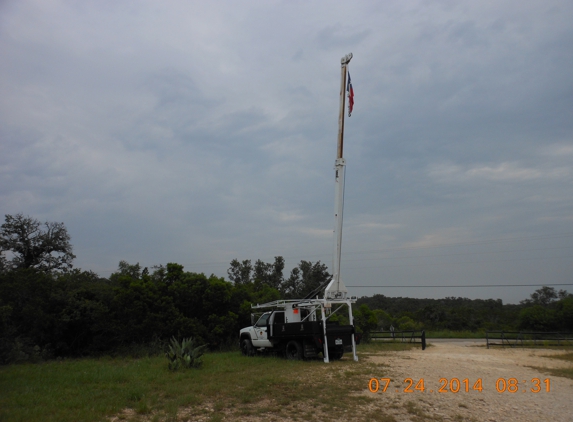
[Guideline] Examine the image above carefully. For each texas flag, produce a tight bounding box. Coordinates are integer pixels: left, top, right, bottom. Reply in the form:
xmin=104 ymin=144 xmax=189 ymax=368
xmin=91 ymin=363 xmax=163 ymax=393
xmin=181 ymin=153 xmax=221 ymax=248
xmin=347 ymin=72 xmax=354 ymax=117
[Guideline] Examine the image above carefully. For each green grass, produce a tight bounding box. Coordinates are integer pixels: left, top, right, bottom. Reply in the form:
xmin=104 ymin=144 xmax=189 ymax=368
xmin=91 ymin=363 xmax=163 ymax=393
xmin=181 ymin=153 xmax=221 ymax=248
xmin=532 ymin=352 xmax=573 ymax=380
xmin=545 ymin=367 xmax=573 ymax=380
xmin=0 ymin=356 xmax=168 ymax=422
xmin=544 ymin=352 xmax=573 ymax=362
xmin=0 ymin=348 xmax=401 ymax=422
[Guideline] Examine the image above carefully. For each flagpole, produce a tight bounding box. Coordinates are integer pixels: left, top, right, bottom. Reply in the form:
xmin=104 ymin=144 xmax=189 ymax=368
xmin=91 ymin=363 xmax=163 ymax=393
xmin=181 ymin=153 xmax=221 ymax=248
xmin=332 ymin=53 xmax=352 ymax=294
xmin=337 ymin=53 xmax=351 ymax=159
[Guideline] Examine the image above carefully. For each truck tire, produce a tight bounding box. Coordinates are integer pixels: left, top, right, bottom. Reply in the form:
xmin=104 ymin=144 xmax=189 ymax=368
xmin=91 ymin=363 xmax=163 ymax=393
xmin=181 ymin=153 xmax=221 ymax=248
xmin=285 ymin=340 xmax=303 ymax=360
xmin=241 ymin=338 xmax=254 ymax=356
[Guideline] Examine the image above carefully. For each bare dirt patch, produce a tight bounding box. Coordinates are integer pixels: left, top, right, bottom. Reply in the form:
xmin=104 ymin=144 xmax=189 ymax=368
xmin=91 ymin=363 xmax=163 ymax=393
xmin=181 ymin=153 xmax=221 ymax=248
xmin=364 ymin=340 xmax=573 ymax=421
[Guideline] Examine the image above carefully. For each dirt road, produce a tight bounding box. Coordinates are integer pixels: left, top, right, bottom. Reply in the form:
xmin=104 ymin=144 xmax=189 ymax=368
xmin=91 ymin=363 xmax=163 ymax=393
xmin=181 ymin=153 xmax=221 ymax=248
xmin=366 ymin=340 xmax=573 ymax=421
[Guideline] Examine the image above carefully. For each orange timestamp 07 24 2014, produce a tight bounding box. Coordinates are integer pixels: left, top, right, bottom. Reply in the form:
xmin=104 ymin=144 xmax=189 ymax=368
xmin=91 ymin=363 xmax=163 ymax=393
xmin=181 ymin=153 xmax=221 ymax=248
xmin=368 ymin=378 xmax=551 ymax=394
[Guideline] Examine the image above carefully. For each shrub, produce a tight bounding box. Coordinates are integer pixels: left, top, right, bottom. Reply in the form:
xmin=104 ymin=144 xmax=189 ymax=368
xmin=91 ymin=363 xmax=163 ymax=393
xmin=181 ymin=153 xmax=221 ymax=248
xmin=518 ymin=305 xmax=556 ymax=331
xmin=165 ymin=336 xmax=208 ymax=370
xmin=396 ymin=316 xmax=418 ymax=331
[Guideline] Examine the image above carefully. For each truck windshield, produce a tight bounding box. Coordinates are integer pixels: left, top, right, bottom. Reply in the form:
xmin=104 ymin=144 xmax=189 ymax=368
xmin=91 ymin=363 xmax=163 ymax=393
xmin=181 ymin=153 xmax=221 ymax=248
xmin=255 ymin=313 xmax=270 ymax=327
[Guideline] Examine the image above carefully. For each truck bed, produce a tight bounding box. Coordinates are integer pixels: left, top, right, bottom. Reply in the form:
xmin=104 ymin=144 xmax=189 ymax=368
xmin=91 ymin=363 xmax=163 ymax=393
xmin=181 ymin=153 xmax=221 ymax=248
xmin=269 ymin=321 xmax=355 ymax=349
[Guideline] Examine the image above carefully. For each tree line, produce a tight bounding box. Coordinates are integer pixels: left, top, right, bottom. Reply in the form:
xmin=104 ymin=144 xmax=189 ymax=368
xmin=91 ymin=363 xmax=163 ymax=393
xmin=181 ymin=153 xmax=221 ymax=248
xmin=1 ymin=214 xmax=571 ymax=364
xmin=0 ymin=214 xmax=334 ymax=363
xmin=357 ymin=287 xmax=573 ymax=335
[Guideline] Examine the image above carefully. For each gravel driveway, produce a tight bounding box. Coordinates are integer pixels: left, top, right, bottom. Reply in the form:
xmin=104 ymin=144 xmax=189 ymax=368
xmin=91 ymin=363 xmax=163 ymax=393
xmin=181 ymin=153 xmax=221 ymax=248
xmin=365 ymin=340 xmax=573 ymax=421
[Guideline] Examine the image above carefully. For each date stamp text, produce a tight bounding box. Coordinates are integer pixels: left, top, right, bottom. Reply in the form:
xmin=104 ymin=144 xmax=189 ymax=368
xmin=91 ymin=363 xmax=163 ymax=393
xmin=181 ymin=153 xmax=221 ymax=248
xmin=368 ymin=378 xmax=551 ymax=394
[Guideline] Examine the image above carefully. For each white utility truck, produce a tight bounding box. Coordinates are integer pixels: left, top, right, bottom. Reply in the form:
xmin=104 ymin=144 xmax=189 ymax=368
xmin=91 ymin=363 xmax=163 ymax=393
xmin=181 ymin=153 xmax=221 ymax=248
xmin=240 ymin=53 xmax=358 ymax=363
xmin=239 ymin=278 xmax=359 ymax=362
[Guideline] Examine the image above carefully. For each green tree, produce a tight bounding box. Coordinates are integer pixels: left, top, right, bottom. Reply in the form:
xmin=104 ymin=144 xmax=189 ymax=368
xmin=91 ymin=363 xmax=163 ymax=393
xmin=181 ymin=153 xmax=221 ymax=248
xmin=554 ymin=296 xmax=573 ymax=331
xmin=0 ymin=214 xmax=75 ymax=272
xmin=0 ymin=269 xmax=63 ymax=362
xmin=228 ymin=257 xmax=285 ymax=292
xmin=252 ymin=257 xmax=284 ymax=290
xmin=416 ymin=305 xmax=446 ymax=330
xmin=354 ymin=304 xmax=378 ymax=342
xmin=396 ymin=315 xmax=418 ymax=331
xmin=518 ymin=305 xmax=556 ymax=331
xmin=520 ymin=286 xmax=559 ymax=307
xmin=113 ymin=260 xmax=142 ymax=280
xmin=227 ymin=259 xmax=252 ymax=285
xmin=281 ymin=260 xmax=330 ymax=299
xmin=55 ymin=269 xmax=116 ymax=355
xmin=373 ymin=309 xmax=393 ymax=330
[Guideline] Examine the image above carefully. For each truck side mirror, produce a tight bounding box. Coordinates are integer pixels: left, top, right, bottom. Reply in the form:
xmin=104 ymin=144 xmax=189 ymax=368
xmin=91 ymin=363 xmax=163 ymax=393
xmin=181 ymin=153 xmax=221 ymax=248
xmin=251 ymin=314 xmax=255 ymax=325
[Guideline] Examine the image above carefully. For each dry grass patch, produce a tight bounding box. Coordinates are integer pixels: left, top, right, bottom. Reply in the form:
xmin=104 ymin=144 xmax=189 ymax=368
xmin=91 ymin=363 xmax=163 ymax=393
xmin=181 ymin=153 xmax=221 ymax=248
xmin=529 ymin=351 xmax=573 ymax=380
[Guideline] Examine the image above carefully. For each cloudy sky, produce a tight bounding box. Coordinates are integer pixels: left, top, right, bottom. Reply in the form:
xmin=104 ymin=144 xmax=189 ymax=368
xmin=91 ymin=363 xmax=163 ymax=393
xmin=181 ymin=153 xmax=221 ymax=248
xmin=1 ymin=0 xmax=572 ymax=304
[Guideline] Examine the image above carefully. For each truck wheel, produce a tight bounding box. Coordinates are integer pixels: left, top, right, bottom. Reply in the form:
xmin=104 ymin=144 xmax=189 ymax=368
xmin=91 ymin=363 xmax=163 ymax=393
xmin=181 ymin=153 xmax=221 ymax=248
xmin=285 ymin=340 xmax=303 ymax=360
xmin=241 ymin=338 xmax=254 ymax=356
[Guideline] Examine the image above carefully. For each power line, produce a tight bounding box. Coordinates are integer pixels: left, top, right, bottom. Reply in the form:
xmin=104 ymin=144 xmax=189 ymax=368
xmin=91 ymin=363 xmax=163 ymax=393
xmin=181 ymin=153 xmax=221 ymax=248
xmin=94 ymin=232 xmax=573 ymax=274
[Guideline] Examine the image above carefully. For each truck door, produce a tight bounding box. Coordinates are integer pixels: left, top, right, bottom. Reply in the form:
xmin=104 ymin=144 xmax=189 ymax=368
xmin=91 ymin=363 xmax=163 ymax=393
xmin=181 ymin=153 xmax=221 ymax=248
xmin=252 ymin=313 xmax=272 ymax=347
xmin=269 ymin=311 xmax=285 ymax=337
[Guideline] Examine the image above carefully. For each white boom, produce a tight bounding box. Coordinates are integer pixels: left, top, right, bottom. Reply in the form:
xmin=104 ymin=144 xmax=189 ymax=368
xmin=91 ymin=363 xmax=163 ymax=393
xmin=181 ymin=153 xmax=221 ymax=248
xmin=324 ymin=52 xmax=357 ymax=362
xmin=325 ymin=52 xmax=352 ymax=302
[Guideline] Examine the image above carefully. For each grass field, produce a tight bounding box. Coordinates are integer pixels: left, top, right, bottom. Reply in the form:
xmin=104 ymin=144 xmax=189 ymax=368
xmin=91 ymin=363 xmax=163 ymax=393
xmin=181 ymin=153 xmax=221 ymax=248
xmin=0 ymin=343 xmax=416 ymax=422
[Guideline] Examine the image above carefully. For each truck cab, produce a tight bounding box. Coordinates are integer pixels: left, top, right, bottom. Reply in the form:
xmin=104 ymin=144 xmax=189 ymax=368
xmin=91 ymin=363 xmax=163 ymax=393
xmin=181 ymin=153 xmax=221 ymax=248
xmin=240 ymin=310 xmax=286 ymax=348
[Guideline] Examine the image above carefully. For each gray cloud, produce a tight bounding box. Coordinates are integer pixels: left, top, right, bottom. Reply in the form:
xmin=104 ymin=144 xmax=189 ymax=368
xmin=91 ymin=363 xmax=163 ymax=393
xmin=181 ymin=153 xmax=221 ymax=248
xmin=1 ymin=0 xmax=572 ymax=303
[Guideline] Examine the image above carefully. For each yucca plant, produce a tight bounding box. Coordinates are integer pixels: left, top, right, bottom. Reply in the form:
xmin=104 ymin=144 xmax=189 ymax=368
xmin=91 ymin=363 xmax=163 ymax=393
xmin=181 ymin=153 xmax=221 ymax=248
xmin=165 ymin=336 xmax=208 ymax=371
